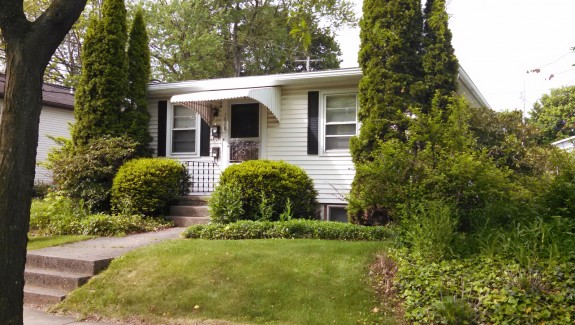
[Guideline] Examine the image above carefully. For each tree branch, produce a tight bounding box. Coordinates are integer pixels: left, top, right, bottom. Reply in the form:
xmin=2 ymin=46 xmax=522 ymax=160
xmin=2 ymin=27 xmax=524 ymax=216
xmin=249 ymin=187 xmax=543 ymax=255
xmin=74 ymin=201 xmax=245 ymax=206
xmin=31 ymin=0 xmax=88 ymax=63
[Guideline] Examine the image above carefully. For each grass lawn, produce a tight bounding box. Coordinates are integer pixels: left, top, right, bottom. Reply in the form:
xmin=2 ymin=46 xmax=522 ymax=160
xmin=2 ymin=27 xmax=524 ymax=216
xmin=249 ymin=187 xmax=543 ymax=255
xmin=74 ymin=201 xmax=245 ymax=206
xmin=28 ymin=235 xmax=95 ymax=251
xmin=56 ymin=239 xmax=395 ymax=325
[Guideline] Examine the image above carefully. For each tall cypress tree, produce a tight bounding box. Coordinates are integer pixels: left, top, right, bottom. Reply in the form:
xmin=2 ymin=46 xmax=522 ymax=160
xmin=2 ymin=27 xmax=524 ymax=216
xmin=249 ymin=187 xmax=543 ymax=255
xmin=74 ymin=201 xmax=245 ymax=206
xmin=422 ymin=0 xmax=458 ymax=113
xmin=350 ymin=0 xmax=425 ymax=163
xmin=125 ymin=9 xmax=152 ymax=155
xmin=348 ymin=0 xmax=425 ymax=225
xmin=72 ymin=0 xmax=129 ymax=146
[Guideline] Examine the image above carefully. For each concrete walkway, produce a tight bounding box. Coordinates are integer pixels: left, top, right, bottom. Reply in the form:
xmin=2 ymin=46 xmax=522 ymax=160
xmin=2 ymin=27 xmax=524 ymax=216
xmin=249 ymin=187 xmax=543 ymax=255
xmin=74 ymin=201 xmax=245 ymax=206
xmin=24 ymin=227 xmax=185 ymax=325
xmin=24 ymin=307 xmax=118 ymax=325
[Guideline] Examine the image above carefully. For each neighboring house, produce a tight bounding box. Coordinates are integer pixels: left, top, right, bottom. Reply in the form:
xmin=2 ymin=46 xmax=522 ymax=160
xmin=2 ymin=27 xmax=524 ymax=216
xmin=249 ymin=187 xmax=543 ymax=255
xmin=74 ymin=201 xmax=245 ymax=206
xmin=552 ymin=136 xmax=575 ymax=152
xmin=147 ymin=67 xmax=490 ymax=221
xmin=0 ymin=74 xmax=75 ymax=184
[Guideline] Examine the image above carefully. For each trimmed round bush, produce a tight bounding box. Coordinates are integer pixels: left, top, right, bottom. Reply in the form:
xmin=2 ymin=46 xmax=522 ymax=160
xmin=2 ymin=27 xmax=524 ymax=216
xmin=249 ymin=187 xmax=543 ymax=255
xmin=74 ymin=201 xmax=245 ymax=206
xmin=210 ymin=160 xmax=318 ymax=222
xmin=111 ymin=158 xmax=189 ymax=216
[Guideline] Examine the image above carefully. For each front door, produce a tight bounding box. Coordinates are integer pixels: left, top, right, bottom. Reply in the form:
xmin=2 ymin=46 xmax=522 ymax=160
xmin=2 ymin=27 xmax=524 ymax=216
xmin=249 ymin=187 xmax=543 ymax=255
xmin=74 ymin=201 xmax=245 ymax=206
xmin=229 ymin=103 xmax=260 ymax=163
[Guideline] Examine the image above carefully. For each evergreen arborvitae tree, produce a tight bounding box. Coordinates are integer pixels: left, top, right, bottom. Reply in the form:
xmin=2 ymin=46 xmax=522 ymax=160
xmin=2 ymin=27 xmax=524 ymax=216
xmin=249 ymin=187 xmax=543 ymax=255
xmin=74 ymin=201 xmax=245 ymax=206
xmin=126 ymin=9 xmax=152 ymax=155
xmin=72 ymin=0 xmax=129 ymax=146
xmin=348 ymin=0 xmax=424 ymax=224
xmin=422 ymin=0 xmax=458 ymax=113
xmin=350 ymin=0 xmax=425 ymax=164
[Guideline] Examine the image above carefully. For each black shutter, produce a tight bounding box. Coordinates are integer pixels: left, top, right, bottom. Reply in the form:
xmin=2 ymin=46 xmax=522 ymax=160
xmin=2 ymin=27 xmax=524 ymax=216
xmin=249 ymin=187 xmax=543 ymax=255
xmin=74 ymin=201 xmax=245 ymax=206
xmin=307 ymin=91 xmax=319 ymax=155
xmin=200 ymin=118 xmax=210 ymax=156
xmin=157 ymin=100 xmax=167 ymax=157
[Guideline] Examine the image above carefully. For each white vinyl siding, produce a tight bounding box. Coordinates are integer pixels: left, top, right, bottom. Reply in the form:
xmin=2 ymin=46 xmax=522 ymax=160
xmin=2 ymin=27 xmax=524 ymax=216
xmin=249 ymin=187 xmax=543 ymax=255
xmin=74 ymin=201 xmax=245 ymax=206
xmin=147 ymin=88 xmax=358 ymax=204
xmin=35 ymin=106 xmax=75 ymax=183
xmin=265 ymin=88 xmax=356 ymax=204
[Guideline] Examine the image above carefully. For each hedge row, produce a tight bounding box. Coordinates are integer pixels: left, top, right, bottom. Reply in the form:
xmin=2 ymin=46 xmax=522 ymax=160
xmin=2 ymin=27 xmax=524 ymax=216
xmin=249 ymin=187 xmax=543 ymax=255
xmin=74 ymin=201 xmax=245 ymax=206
xmin=182 ymin=220 xmax=394 ymax=241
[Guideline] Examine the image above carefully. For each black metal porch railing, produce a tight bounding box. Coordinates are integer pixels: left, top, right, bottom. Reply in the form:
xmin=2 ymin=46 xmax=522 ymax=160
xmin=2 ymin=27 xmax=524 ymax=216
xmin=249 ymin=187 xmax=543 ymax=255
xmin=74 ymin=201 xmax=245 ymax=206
xmin=184 ymin=161 xmax=218 ymax=193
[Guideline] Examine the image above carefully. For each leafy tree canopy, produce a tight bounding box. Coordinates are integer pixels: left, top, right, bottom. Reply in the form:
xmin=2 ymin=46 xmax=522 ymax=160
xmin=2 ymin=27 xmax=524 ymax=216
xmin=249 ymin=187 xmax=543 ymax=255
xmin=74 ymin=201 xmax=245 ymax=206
xmin=133 ymin=0 xmax=355 ymax=81
xmin=2 ymin=0 xmax=353 ymax=84
xmin=530 ymin=85 xmax=575 ymax=144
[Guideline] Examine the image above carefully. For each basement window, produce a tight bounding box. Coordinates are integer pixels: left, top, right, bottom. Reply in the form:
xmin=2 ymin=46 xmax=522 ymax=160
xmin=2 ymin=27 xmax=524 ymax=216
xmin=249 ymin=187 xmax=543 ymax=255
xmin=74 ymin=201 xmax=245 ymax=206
xmin=327 ymin=205 xmax=348 ymax=223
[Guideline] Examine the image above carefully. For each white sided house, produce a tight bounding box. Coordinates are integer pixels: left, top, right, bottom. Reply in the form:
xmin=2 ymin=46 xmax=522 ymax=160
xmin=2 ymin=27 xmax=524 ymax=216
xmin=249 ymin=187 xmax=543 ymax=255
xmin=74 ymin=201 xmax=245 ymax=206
xmin=147 ymin=67 xmax=489 ymax=221
xmin=552 ymin=136 xmax=575 ymax=152
xmin=0 ymin=74 xmax=75 ymax=184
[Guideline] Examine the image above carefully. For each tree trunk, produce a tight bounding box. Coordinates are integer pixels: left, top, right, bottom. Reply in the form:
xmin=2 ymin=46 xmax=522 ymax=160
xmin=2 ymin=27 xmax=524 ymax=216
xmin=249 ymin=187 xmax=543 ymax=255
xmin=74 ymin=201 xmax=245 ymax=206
xmin=0 ymin=2 xmax=87 ymax=323
xmin=0 ymin=43 xmax=45 ymax=324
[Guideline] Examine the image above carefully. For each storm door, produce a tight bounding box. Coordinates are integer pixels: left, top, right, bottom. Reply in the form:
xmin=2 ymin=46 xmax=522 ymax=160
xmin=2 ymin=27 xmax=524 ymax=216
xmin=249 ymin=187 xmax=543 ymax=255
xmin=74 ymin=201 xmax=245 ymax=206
xmin=229 ymin=103 xmax=260 ymax=162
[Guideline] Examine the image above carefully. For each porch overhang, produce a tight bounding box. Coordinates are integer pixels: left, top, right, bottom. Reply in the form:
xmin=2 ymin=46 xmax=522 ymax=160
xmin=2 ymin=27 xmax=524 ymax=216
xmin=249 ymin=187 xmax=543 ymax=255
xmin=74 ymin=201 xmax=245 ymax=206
xmin=170 ymin=87 xmax=281 ymax=125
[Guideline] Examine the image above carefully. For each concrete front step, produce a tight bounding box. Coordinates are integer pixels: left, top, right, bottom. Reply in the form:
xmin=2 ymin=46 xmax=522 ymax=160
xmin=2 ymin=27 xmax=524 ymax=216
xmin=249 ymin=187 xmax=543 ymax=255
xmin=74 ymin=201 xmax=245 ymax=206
xmin=23 ymin=285 xmax=68 ymax=305
xmin=25 ymin=267 xmax=92 ymax=291
xmin=166 ymin=216 xmax=210 ymax=227
xmin=26 ymin=253 xmax=113 ymax=275
xmin=170 ymin=205 xmax=209 ymax=217
xmin=24 ymin=253 xmax=114 ymax=305
xmin=174 ymin=196 xmax=210 ymax=206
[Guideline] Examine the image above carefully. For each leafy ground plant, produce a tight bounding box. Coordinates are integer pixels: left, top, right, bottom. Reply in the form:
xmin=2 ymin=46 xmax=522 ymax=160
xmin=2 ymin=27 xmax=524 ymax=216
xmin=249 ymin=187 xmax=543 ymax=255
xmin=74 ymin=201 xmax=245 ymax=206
xmin=56 ymin=239 xmax=396 ymax=325
xmin=391 ymin=249 xmax=575 ymax=324
xmin=183 ymin=219 xmax=395 ymax=241
xmin=30 ymin=193 xmax=173 ymax=236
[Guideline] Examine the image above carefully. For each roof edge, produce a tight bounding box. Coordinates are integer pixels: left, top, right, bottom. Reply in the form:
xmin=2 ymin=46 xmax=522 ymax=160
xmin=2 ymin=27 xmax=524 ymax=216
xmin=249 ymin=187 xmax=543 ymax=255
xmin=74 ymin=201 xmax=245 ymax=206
xmin=552 ymin=135 xmax=575 ymax=146
xmin=147 ymin=67 xmax=491 ymax=110
xmin=457 ymin=67 xmax=492 ymax=109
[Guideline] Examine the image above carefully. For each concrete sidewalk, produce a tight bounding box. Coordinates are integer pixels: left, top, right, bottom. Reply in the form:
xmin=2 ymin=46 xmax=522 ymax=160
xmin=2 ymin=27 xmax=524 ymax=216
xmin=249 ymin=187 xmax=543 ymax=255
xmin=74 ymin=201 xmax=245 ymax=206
xmin=27 ymin=227 xmax=184 ymax=263
xmin=24 ymin=307 xmax=119 ymax=325
xmin=24 ymin=227 xmax=185 ymax=324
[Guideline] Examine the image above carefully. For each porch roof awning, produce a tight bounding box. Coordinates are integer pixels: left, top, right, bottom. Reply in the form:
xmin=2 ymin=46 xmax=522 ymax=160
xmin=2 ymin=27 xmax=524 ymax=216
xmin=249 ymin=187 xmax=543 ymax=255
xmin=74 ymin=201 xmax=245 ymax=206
xmin=170 ymin=87 xmax=281 ymax=125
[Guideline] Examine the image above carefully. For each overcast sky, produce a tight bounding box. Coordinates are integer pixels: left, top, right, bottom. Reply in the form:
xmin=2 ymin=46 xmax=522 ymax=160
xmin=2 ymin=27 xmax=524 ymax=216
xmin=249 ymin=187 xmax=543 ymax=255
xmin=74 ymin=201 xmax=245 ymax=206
xmin=336 ymin=0 xmax=575 ymax=113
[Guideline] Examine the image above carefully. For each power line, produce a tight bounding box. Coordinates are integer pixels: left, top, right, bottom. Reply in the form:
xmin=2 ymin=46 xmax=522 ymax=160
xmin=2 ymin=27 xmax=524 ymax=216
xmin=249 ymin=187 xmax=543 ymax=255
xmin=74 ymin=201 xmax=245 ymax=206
xmin=531 ymin=51 xmax=575 ymax=70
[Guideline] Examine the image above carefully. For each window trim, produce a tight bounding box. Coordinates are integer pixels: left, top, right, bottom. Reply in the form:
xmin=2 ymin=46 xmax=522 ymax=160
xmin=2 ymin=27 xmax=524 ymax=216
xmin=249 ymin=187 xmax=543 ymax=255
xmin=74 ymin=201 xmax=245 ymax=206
xmin=318 ymin=89 xmax=359 ymax=157
xmin=326 ymin=204 xmax=348 ymax=223
xmin=168 ymin=103 xmax=201 ymax=157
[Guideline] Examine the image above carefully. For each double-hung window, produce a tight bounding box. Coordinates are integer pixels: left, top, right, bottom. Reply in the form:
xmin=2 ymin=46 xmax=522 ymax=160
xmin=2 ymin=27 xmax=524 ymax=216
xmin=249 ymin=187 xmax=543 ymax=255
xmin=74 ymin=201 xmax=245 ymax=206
xmin=322 ymin=93 xmax=358 ymax=153
xmin=172 ymin=105 xmax=198 ymax=154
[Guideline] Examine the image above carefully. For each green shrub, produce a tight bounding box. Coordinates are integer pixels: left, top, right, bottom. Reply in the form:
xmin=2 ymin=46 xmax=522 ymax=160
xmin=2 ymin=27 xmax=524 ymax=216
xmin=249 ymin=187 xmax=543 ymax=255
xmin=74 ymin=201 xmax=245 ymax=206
xmin=30 ymin=192 xmax=89 ymax=234
xmin=476 ymin=216 xmax=575 ymax=266
xmin=30 ymin=193 xmax=172 ymax=236
xmin=401 ymin=200 xmax=459 ymax=261
xmin=182 ymin=219 xmax=394 ymax=241
xmin=207 ymin=183 xmax=244 ymax=224
xmin=539 ymin=150 xmax=575 ymax=219
xmin=348 ymin=139 xmax=414 ymax=225
xmin=111 ymin=158 xmax=189 ymax=216
xmin=212 ymin=160 xmax=318 ymax=222
xmin=45 ymin=135 xmax=139 ymax=212
xmin=33 ymin=182 xmax=54 ymax=199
